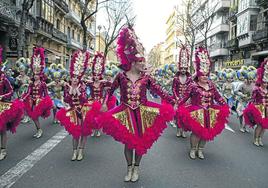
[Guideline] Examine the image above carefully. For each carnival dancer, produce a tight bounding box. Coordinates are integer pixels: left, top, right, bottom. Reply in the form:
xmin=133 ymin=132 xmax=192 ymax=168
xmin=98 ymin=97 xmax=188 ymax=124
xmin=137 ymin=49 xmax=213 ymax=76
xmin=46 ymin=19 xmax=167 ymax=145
xmin=243 ymin=59 xmax=268 ymax=146
xmin=98 ymin=26 xmax=175 ymax=182
xmin=15 ymin=60 xmax=31 ymax=123
xmin=222 ymin=68 xmax=236 ymax=112
xmin=177 ymin=47 xmax=230 ymax=160
xmin=22 ymin=47 xmax=53 ymax=138
xmin=172 ymin=45 xmax=192 ymax=138
xmin=84 ymin=52 xmax=111 ymax=137
xmin=0 ymin=47 xmax=24 ymax=160
xmin=235 ymin=66 xmax=256 ymax=133
xmin=56 ymin=50 xmax=91 ymax=161
xmin=47 ymin=64 xmax=66 ymax=124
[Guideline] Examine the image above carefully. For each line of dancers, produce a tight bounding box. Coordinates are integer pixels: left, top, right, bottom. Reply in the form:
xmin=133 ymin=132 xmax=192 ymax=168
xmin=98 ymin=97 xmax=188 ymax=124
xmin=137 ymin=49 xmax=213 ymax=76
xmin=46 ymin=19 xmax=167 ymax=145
xmin=0 ymin=25 xmax=267 ymax=183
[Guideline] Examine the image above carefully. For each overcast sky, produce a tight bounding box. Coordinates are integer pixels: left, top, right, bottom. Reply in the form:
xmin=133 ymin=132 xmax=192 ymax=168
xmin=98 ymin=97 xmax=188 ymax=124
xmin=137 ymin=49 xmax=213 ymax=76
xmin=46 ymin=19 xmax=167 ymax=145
xmin=132 ymin=0 xmax=180 ymax=52
xmin=97 ymin=0 xmax=180 ymax=53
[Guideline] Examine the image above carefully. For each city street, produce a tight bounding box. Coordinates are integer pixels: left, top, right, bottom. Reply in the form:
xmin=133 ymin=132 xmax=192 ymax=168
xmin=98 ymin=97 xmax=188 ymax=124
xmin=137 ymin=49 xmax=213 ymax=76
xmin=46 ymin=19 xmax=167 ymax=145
xmin=0 ymin=115 xmax=267 ymax=188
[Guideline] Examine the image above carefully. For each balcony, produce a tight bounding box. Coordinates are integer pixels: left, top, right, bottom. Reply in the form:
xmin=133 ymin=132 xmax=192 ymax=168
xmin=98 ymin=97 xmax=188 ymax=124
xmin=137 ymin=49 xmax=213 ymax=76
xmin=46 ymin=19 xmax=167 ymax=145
xmin=226 ymin=38 xmax=239 ymax=49
xmin=65 ymin=10 xmax=81 ymax=26
xmin=252 ymin=29 xmax=268 ymax=42
xmin=256 ymin=0 xmax=268 ymax=8
xmin=215 ymin=0 xmax=231 ymax=13
xmin=35 ymin=17 xmax=53 ymax=37
xmin=238 ymin=31 xmax=255 ymax=47
xmin=54 ymin=0 xmax=69 ymax=14
xmin=209 ymin=43 xmax=229 ymax=57
xmin=67 ymin=38 xmax=82 ymax=50
xmin=208 ymin=23 xmax=229 ymax=38
xmin=87 ymin=27 xmax=95 ymax=37
xmin=52 ymin=28 xmax=67 ymax=43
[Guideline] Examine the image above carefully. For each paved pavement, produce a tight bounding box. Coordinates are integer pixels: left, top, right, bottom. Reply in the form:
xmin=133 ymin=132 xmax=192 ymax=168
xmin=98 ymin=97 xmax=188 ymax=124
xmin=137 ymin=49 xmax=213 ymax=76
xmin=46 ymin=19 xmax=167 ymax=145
xmin=0 ymin=114 xmax=267 ymax=188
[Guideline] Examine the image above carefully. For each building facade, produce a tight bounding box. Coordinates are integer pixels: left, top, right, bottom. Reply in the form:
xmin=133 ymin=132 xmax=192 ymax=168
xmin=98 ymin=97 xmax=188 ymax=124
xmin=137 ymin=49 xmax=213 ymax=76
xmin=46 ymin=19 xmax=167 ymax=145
xmin=148 ymin=42 xmax=165 ymax=68
xmin=0 ymin=0 xmax=96 ymax=67
xmin=165 ymin=6 xmax=184 ymax=65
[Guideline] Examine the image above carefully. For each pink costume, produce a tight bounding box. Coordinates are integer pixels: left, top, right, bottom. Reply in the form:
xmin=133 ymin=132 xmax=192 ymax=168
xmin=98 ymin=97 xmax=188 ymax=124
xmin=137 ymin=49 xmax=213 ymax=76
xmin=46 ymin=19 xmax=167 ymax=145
xmin=243 ymin=59 xmax=268 ymax=129
xmin=0 ymin=47 xmax=24 ymax=133
xmin=97 ymin=27 xmax=175 ymax=156
xmin=172 ymin=45 xmax=193 ymax=129
xmin=84 ymin=52 xmax=113 ymax=130
xmin=23 ymin=48 xmax=53 ymax=120
xmin=177 ymin=47 xmax=230 ymax=141
xmin=56 ymin=50 xmax=92 ymax=139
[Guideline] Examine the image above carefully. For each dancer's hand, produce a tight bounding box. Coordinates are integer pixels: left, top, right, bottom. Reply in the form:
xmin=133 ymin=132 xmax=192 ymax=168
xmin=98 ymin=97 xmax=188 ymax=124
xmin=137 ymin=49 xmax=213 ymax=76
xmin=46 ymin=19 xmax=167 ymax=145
xmin=100 ymin=104 xmax=108 ymax=112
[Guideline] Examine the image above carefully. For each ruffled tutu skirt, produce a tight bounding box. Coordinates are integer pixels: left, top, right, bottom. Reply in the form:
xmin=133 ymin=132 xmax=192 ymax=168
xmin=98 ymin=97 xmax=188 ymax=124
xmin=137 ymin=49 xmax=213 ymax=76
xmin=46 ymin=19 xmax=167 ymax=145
xmin=177 ymin=104 xmax=230 ymax=141
xmin=56 ymin=104 xmax=93 ymax=139
xmin=243 ymin=103 xmax=268 ymax=129
xmin=97 ymin=101 xmax=175 ymax=156
xmin=24 ymin=96 xmax=53 ymax=120
xmin=0 ymin=100 xmax=24 ymax=133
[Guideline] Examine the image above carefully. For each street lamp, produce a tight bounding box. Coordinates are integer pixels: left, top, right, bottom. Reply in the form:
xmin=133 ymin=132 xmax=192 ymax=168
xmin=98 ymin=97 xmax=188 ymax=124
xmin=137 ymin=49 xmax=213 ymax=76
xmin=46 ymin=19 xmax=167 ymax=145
xmin=97 ymin=25 xmax=102 ymax=52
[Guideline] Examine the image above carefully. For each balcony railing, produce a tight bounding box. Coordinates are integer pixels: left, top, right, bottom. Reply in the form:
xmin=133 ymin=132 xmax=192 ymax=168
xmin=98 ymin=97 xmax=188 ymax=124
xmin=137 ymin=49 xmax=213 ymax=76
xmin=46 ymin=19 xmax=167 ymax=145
xmin=66 ymin=10 xmax=81 ymax=26
xmin=54 ymin=0 xmax=69 ymax=14
xmin=67 ymin=38 xmax=82 ymax=49
xmin=226 ymin=38 xmax=238 ymax=48
xmin=256 ymin=0 xmax=268 ymax=7
xmin=35 ymin=17 xmax=53 ymax=36
xmin=253 ymin=29 xmax=268 ymax=41
xmin=52 ymin=28 xmax=67 ymax=43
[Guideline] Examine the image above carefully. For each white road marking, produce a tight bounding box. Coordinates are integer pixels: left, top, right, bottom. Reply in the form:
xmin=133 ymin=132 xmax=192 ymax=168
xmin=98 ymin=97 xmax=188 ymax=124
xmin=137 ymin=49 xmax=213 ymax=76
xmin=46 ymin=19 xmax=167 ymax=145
xmin=0 ymin=129 xmax=68 ymax=188
xmin=225 ymin=124 xmax=235 ymax=133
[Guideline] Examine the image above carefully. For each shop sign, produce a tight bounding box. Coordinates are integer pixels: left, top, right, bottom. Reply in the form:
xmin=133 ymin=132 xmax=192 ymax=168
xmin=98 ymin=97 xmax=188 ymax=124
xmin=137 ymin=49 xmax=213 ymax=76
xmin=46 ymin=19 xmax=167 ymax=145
xmin=224 ymin=59 xmax=244 ymax=67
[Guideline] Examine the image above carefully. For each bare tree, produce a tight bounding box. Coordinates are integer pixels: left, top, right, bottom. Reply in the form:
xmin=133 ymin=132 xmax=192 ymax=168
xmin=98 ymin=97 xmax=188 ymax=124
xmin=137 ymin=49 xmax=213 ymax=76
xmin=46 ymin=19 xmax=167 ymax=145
xmin=80 ymin=0 xmax=111 ymax=51
xmin=102 ymin=0 xmax=136 ymax=58
xmin=17 ymin=0 xmax=35 ymax=57
xmin=176 ymin=0 xmax=218 ymax=72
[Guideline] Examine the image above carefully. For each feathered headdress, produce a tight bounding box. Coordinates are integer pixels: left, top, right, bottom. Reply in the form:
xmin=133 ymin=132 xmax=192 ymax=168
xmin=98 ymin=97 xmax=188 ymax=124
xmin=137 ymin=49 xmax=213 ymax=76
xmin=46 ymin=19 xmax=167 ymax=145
xmin=256 ymin=58 xmax=268 ymax=85
xmin=178 ymin=44 xmax=189 ymax=70
xmin=223 ymin=68 xmax=235 ymax=80
xmin=194 ymin=47 xmax=211 ymax=76
xmin=31 ymin=47 xmax=45 ymax=75
xmin=92 ymin=52 xmax=105 ymax=79
xmin=117 ymin=26 xmax=145 ymax=71
xmin=70 ymin=50 xmax=90 ymax=80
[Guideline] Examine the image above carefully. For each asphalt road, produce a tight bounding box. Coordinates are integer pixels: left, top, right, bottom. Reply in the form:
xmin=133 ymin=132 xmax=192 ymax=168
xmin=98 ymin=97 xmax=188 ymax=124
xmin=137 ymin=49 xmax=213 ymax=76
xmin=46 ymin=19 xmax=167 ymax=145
xmin=0 ymin=114 xmax=267 ymax=188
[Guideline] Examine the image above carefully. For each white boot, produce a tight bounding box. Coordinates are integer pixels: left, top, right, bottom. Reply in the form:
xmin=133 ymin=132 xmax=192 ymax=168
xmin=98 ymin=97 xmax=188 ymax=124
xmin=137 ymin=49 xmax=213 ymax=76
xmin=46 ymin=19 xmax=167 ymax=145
xmin=0 ymin=149 xmax=7 ymax=161
xmin=253 ymin=137 xmax=260 ymax=147
xmin=131 ymin=166 xmax=139 ymax=182
xmin=96 ymin=130 xmax=101 ymax=137
xmin=124 ymin=165 xmax=133 ymax=182
xmin=76 ymin=148 xmax=84 ymax=161
xmin=176 ymin=129 xmax=181 ymax=137
xmin=197 ymin=147 xmax=205 ymax=159
xmin=181 ymin=131 xmax=187 ymax=138
xmin=35 ymin=129 xmax=43 ymax=139
xmin=189 ymin=147 xmax=197 ymax=159
xmin=258 ymin=137 xmax=264 ymax=147
xmin=71 ymin=150 xmax=77 ymax=161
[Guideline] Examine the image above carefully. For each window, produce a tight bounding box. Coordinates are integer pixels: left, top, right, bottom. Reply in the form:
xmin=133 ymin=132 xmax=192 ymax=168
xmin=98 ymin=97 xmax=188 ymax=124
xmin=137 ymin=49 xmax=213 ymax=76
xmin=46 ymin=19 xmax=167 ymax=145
xmin=77 ymin=33 xmax=80 ymax=43
xmin=250 ymin=15 xmax=258 ymax=31
xmin=72 ymin=29 xmax=75 ymax=39
xmin=56 ymin=19 xmax=60 ymax=30
xmin=67 ymin=27 xmax=71 ymax=38
xmin=41 ymin=0 xmax=54 ymax=23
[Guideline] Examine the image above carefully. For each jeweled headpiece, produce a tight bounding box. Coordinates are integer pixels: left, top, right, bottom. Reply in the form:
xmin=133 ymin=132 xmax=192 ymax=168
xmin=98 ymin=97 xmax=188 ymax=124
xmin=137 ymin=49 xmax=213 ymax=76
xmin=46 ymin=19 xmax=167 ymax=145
xmin=194 ymin=47 xmax=211 ymax=76
xmin=178 ymin=45 xmax=189 ymax=70
xmin=117 ymin=26 xmax=145 ymax=71
xmin=70 ymin=50 xmax=90 ymax=80
xmin=31 ymin=47 xmax=45 ymax=76
xmin=92 ymin=52 xmax=105 ymax=79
